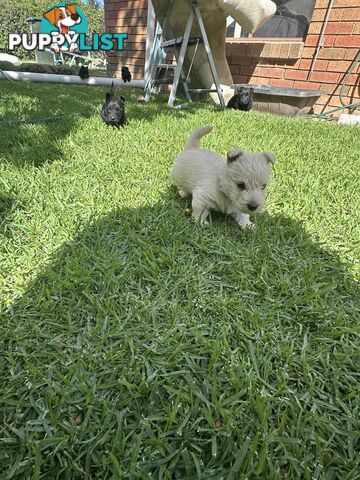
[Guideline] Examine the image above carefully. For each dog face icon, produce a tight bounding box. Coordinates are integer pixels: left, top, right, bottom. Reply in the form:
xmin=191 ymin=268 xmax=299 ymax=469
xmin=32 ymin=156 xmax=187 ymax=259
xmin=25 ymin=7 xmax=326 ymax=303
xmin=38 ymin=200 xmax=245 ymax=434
xmin=43 ymin=5 xmax=81 ymax=35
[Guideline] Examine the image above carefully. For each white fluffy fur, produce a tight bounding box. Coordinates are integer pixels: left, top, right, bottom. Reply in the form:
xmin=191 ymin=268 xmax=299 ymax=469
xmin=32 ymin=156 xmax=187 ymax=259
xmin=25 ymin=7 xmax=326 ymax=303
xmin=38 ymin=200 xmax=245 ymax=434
xmin=171 ymin=125 xmax=275 ymax=229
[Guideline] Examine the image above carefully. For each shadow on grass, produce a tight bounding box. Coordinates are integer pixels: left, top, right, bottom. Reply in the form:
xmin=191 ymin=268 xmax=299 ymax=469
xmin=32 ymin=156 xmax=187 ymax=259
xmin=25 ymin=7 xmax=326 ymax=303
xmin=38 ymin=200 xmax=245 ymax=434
xmin=1 ymin=195 xmax=359 ymax=478
xmin=0 ymin=193 xmax=16 ymax=232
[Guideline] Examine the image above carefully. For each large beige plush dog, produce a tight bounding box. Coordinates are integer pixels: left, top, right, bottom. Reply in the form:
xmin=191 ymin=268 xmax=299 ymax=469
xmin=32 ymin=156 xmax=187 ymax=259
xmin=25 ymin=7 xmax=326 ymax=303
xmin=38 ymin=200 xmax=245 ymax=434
xmin=171 ymin=125 xmax=275 ymax=229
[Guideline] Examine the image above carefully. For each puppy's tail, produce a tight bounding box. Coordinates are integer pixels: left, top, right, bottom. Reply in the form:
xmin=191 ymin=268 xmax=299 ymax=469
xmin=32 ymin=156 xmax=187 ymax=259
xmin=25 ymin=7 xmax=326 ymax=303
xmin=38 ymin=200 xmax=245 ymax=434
xmin=184 ymin=125 xmax=213 ymax=150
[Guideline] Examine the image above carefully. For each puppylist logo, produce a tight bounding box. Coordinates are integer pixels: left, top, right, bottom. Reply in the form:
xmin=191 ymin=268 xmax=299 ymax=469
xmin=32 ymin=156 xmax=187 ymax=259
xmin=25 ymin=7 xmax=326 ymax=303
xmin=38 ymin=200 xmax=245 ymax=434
xmin=8 ymin=3 xmax=127 ymax=54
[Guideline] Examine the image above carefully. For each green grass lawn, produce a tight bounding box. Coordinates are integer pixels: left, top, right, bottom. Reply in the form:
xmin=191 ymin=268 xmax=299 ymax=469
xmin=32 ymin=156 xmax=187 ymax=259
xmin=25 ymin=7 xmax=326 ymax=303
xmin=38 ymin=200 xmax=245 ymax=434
xmin=0 ymin=79 xmax=359 ymax=479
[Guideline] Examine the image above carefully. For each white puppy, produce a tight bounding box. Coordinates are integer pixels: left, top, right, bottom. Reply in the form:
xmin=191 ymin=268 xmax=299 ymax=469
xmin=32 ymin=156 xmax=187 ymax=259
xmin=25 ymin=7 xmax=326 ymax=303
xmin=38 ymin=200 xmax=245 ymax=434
xmin=171 ymin=125 xmax=275 ymax=229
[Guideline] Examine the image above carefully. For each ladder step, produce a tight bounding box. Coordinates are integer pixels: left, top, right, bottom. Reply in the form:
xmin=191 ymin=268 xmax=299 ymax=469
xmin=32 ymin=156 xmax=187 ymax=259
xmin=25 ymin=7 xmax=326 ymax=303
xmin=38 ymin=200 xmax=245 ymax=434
xmin=157 ymin=64 xmax=177 ymax=69
xmin=153 ymin=77 xmax=189 ymax=85
xmin=188 ymin=88 xmax=221 ymax=93
xmin=161 ymin=36 xmax=202 ymax=48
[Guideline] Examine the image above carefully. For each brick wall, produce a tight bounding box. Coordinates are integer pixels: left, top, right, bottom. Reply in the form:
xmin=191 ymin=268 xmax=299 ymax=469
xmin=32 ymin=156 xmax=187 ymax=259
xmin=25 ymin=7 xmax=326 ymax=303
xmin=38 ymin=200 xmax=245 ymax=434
xmin=104 ymin=0 xmax=148 ymax=79
xmin=226 ymin=0 xmax=360 ymax=114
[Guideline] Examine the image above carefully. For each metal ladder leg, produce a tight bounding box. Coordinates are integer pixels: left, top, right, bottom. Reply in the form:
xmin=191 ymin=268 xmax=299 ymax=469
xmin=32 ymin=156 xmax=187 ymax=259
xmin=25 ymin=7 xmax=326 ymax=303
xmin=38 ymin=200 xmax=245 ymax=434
xmin=181 ymin=67 xmax=193 ymax=103
xmin=192 ymin=1 xmax=225 ymax=108
xmin=145 ymin=1 xmax=173 ymax=102
xmin=167 ymin=7 xmax=194 ymax=107
xmin=144 ymin=46 xmax=161 ymax=101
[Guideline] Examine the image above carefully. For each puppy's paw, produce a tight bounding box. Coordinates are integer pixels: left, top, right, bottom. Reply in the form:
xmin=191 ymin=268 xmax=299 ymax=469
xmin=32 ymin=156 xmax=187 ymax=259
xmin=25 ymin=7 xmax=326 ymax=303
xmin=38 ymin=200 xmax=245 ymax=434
xmin=192 ymin=213 xmax=209 ymax=225
xmin=239 ymin=222 xmax=256 ymax=230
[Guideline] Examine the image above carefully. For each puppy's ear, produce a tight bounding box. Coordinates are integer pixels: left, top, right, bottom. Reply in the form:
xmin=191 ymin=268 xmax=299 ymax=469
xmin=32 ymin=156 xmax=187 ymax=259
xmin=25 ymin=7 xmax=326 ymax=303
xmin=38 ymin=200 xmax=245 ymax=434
xmin=67 ymin=5 xmax=77 ymax=15
xmin=43 ymin=8 xmax=57 ymax=25
xmin=263 ymin=152 xmax=276 ymax=165
xmin=227 ymin=148 xmax=244 ymax=163
xmin=249 ymin=87 xmax=254 ymax=93
xmin=120 ymin=96 xmax=125 ymax=102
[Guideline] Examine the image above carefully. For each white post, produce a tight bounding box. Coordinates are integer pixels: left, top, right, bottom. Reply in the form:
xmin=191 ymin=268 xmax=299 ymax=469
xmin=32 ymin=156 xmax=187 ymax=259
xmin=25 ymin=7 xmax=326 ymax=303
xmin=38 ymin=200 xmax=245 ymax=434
xmin=144 ymin=0 xmax=156 ymax=85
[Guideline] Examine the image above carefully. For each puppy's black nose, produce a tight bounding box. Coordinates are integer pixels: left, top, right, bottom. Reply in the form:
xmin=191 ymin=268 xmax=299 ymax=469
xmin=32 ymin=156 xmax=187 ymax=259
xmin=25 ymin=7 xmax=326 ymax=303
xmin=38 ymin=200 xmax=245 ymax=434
xmin=247 ymin=203 xmax=258 ymax=211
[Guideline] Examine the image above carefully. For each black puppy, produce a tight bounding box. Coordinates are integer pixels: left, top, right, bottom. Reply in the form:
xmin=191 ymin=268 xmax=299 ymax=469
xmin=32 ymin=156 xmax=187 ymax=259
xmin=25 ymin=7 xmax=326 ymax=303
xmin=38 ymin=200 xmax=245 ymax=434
xmin=227 ymin=87 xmax=254 ymax=111
xmin=100 ymin=82 xmax=126 ymax=128
xmin=121 ymin=66 xmax=131 ymax=83
xmin=79 ymin=66 xmax=89 ymax=79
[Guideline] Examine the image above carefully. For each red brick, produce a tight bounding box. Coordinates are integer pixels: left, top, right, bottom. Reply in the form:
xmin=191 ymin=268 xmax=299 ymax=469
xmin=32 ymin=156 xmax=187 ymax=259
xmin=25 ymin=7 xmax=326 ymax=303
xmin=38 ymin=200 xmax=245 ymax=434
xmin=306 ymin=35 xmax=320 ymax=46
xmin=280 ymin=44 xmax=290 ymax=58
xmin=315 ymin=0 xmax=331 ymax=7
xmin=319 ymin=83 xmax=337 ymax=92
xmin=302 ymin=47 xmax=317 ymax=58
xmin=316 ymin=95 xmax=330 ymax=105
xmin=125 ymin=26 xmax=147 ymax=35
xmin=300 ymin=59 xmax=312 ymax=69
xmin=289 ymin=43 xmax=303 ymax=59
xmin=270 ymin=43 xmax=281 ymax=58
xmin=342 ymin=8 xmax=360 ymax=20
xmin=230 ymin=65 xmax=241 ymax=75
xmin=260 ymin=44 xmax=272 ymax=58
xmin=348 ymin=84 xmax=360 ymax=96
xmin=311 ymin=9 xmax=326 ymax=21
xmin=251 ymin=77 xmax=270 ymax=85
xmin=232 ymin=44 xmax=247 ymax=56
xmin=231 ymin=55 xmax=253 ymax=66
xmin=327 ymin=60 xmax=352 ymax=72
xmin=300 ymin=59 xmax=328 ymax=70
xmin=233 ymin=75 xmax=251 ymax=84
xmin=126 ymin=34 xmax=147 ymax=43
xmin=345 ymin=48 xmax=360 ymax=59
xmin=345 ymin=74 xmax=360 ymax=86
xmin=110 ymin=50 xmax=145 ymax=60
xmin=225 ymin=44 xmax=232 ymax=55
xmin=269 ymin=78 xmax=294 ymax=88
xmin=327 ymin=97 xmax=347 ymax=107
xmin=294 ymin=81 xmax=321 ymax=90
xmin=110 ymin=0 xmax=146 ymax=8
xmin=310 ymin=71 xmax=340 ymax=83
xmin=107 ymin=10 xmax=147 ymax=21
xmin=336 ymin=85 xmax=351 ymax=96
xmin=325 ymin=22 xmax=354 ymax=34
xmin=285 ymin=69 xmax=308 ymax=80
xmin=334 ymin=36 xmax=360 ymax=47
xmin=314 ymin=59 xmax=329 ymax=70
xmin=308 ymin=22 xmax=323 ymax=34
xmin=318 ymin=47 xmax=347 ymax=59
xmin=240 ymin=66 xmax=256 ymax=76
xmin=333 ymin=0 xmax=360 ymax=6
xmin=122 ymin=41 xmax=146 ymax=48
xmin=106 ymin=20 xmax=147 ymax=33
xmin=325 ymin=35 xmax=337 ymax=46
xmin=233 ymin=43 xmax=247 ymax=57
xmin=253 ymin=66 xmax=285 ymax=78
xmin=246 ymin=44 xmax=265 ymax=57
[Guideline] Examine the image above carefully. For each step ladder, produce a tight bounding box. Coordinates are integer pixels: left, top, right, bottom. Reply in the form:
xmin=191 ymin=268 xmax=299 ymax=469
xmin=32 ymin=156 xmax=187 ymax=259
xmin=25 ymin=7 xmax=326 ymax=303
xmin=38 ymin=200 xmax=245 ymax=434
xmin=144 ymin=0 xmax=226 ymax=108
